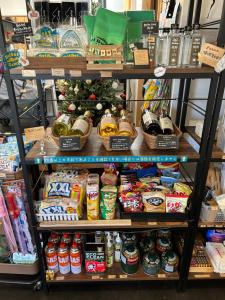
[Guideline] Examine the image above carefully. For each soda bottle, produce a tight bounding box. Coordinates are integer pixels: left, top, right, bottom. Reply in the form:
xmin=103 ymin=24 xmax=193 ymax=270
xmin=70 ymin=242 xmax=81 ymax=274
xmin=45 ymin=242 xmax=59 ymax=273
xmin=58 ymin=242 xmax=70 ymax=274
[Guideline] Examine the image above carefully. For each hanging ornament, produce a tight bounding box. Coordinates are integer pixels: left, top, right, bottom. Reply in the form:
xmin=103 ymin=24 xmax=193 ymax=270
xmin=64 ymin=81 xmax=69 ymax=86
xmin=78 ymin=105 xmax=82 ymax=111
xmin=59 ymin=94 xmax=65 ymax=101
xmin=86 ymin=79 xmax=92 ymax=85
xmin=89 ymin=93 xmax=97 ymax=100
xmin=68 ymin=103 xmax=76 ymax=112
xmin=112 ymin=81 xmax=119 ymax=89
xmin=74 ymin=84 xmax=79 ymax=94
xmin=96 ymin=103 xmax=103 ymax=110
xmin=69 ymin=86 xmax=73 ymax=91
xmin=111 ymin=104 xmax=117 ymax=113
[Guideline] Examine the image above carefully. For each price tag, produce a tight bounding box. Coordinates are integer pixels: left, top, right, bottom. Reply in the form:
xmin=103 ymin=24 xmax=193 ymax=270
xmin=59 ymin=136 xmax=81 ymax=151
xmin=194 ymin=274 xmax=210 ymax=278
xmin=108 ymin=275 xmax=116 ymax=279
xmin=133 ymin=49 xmax=149 ymax=67
xmin=100 ymin=71 xmax=112 ymax=78
xmin=92 ymin=275 xmax=100 ymax=280
xmin=120 ymin=274 xmax=128 ymax=279
xmin=24 ymin=126 xmax=45 ymax=142
xmin=22 ymin=69 xmax=36 ymax=77
xmin=56 ymin=276 xmax=65 ymax=280
xmin=52 ymin=68 xmax=65 ymax=77
xmin=148 ymin=222 xmax=158 ymax=226
xmin=198 ymin=43 xmax=225 ymax=68
xmin=142 ymin=21 xmax=159 ymax=35
xmin=110 ymin=136 xmax=131 ymax=150
xmin=156 ymin=135 xmax=178 ymax=149
xmin=200 ymin=224 xmax=207 ymax=228
xmin=70 ymin=70 xmax=82 ymax=77
xmin=158 ymin=274 xmax=166 ymax=278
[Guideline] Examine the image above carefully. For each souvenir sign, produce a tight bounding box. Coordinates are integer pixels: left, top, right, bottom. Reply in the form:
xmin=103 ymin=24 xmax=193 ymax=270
xmin=59 ymin=29 xmax=82 ymax=49
xmin=198 ymin=43 xmax=225 ymax=68
xmin=13 ymin=22 xmax=33 ymax=37
xmin=3 ymin=50 xmax=22 ymax=69
xmin=34 ymin=26 xmax=58 ymax=49
xmin=24 ymin=126 xmax=45 ymax=142
xmin=133 ymin=49 xmax=149 ymax=68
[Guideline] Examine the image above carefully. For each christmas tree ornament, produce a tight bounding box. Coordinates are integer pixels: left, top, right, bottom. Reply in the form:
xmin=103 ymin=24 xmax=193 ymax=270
xmin=59 ymin=94 xmax=65 ymax=101
xmin=68 ymin=103 xmax=76 ymax=111
xmin=112 ymin=81 xmax=119 ymax=89
xmin=96 ymin=103 xmax=103 ymax=110
xmin=86 ymin=80 xmax=92 ymax=85
xmin=78 ymin=106 xmax=82 ymax=111
xmin=69 ymin=86 xmax=73 ymax=91
xmin=111 ymin=105 xmax=117 ymax=113
xmin=89 ymin=93 xmax=97 ymax=100
xmin=74 ymin=85 xmax=79 ymax=94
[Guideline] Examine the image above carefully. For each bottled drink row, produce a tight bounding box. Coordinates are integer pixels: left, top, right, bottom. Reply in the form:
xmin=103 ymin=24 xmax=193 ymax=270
xmin=45 ymin=230 xmax=179 ymax=277
xmin=142 ymin=24 xmax=203 ymax=67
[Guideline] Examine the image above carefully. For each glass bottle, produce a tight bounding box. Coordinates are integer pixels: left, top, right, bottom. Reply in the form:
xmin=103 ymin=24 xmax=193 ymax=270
xmin=159 ymin=111 xmax=174 ymax=135
xmin=100 ymin=109 xmax=118 ymax=137
xmin=190 ymin=24 xmax=202 ymax=67
xmin=156 ymin=28 xmax=170 ymax=66
xmin=168 ymin=24 xmax=183 ymax=67
xmin=142 ymin=109 xmax=162 ymax=136
xmin=52 ymin=114 xmax=71 ymax=137
xmin=70 ymin=111 xmax=91 ymax=136
xmin=118 ymin=110 xmax=133 ymax=136
xmin=181 ymin=26 xmax=192 ymax=67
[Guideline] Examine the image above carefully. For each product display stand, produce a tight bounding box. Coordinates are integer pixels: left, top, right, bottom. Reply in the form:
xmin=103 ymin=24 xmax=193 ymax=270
xmin=1 ymin=0 xmax=225 ymax=292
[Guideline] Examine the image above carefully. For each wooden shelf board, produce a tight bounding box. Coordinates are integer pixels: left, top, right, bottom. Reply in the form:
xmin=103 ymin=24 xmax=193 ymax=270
xmin=47 ymin=263 xmax=178 ymax=283
xmin=25 ymin=128 xmax=199 ymax=164
xmin=189 ymin=273 xmax=225 ymax=280
xmin=198 ymin=221 xmax=225 ymax=228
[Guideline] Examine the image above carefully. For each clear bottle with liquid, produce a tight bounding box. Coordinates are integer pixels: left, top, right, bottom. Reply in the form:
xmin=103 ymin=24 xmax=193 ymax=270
xmin=168 ymin=24 xmax=183 ymax=67
xmin=181 ymin=26 xmax=193 ymax=67
xmin=156 ymin=28 xmax=170 ymax=66
xmin=190 ymin=24 xmax=202 ymax=67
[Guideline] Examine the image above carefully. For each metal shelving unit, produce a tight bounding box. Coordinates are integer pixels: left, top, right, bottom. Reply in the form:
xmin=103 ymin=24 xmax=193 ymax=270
xmin=1 ymin=0 xmax=225 ymax=292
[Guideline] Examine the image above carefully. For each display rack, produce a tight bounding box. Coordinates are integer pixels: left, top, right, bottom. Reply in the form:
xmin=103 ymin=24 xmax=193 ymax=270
xmin=1 ymin=0 xmax=225 ymax=292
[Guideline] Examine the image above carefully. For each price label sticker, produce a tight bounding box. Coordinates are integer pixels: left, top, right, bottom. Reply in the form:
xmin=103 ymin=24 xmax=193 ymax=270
xmin=200 ymin=224 xmax=207 ymax=228
xmin=52 ymin=68 xmax=65 ymax=77
xmin=120 ymin=274 xmax=128 ymax=279
xmin=108 ymin=275 xmax=116 ymax=279
xmin=100 ymin=71 xmax=112 ymax=78
xmin=56 ymin=276 xmax=65 ymax=280
xmin=22 ymin=69 xmax=36 ymax=77
xmin=158 ymin=274 xmax=166 ymax=278
xmin=148 ymin=222 xmax=158 ymax=226
xmin=92 ymin=275 xmax=100 ymax=280
xmin=24 ymin=126 xmax=45 ymax=142
xmin=194 ymin=274 xmax=210 ymax=278
xmin=70 ymin=70 xmax=82 ymax=77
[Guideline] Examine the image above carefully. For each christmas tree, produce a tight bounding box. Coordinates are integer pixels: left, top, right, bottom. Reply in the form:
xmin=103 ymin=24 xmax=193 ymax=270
xmin=56 ymin=79 xmax=126 ymax=126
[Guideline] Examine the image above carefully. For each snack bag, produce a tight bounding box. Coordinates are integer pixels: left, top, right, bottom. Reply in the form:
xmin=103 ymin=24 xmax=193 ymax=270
xmin=87 ymin=174 xmax=100 ymax=220
xmin=100 ymin=186 xmax=117 ymax=220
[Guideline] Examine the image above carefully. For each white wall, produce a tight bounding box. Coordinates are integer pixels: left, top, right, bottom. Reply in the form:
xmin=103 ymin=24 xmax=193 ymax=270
xmin=0 ymin=0 xmax=27 ymax=16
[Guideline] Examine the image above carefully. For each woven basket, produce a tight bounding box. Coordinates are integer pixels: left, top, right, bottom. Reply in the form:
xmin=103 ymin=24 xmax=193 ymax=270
xmin=141 ymin=124 xmax=182 ymax=150
xmin=97 ymin=124 xmax=138 ymax=151
xmin=51 ymin=124 xmax=92 ymax=151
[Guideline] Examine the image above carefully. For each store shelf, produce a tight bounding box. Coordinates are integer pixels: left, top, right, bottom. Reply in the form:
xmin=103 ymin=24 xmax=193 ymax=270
xmin=198 ymin=221 xmax=225 ymax=228
xmin=37 ymin=220 xmax=188 ymax=232
xmin=8 ymin=58 xmax=214 ymax=80
xmin=48 ymin=263 xmax=178 ymax=283
xmin=185 ymin=126 xmax=225 ymax=161
xmin=189 ymin=273 xmax=225 ymax=280
xmin=25 ymin=128 xmax=199 ymax=164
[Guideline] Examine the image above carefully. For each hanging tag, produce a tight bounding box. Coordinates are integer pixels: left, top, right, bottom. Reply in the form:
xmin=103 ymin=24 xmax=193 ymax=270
xmin=100 ymin=71 xmax=112 ymax=78
xmin=70 ymin=70 xmax=82 ymax=77
xmin=52 ymin=68 xmax=65 ymax=77
xmin=154 ymin=66 xmax=166 ymax=77
xmin=22 ymin=69 xmax=36 ymax=77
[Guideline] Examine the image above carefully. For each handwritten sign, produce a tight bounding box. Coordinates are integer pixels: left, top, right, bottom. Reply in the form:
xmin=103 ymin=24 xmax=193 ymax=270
xmin=110 ymin=136 xmax=131 ymax=150
xmin=59 ymin=136 xmax=81 ymax=151
xmin=198 ymin=43 xmax=225 ymax=68
xmin=24 ymin=126 xmax=45 ymax=142
xmin=133 ymin=49 xmax=149 ymax=67
xmin=13 ymin=22 xmax=33 ymax=37
xmin=142 ymin=21 xmax=159 ymax=34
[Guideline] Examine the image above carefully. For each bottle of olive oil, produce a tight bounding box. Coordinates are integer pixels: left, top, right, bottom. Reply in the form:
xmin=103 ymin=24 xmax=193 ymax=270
xmin=52 ymin=114 xmax=72 ymax=137
xmin=118 ymin=110 xmax=133 ymax=136
xmin=70 ymin=111 xmax=91 ymax=136
xmin=100 ymin=109 xmax=118 ymax=137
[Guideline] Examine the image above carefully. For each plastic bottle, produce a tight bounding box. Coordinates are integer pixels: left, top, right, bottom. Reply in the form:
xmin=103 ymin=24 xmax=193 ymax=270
xmin=114 ymin=233 xmax=122 ymax=263
xmin=106 ymin=238 xmax=114 ymax=268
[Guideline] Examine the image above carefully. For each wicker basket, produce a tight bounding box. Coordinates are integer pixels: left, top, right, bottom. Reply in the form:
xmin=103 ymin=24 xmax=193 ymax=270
xmin=97 ymin=125 xmax=138 ymax=151
xmin=141 ymin=124 xmax=182 ymax=150
xmin=51 ymin=124 xmax=92 ymax=151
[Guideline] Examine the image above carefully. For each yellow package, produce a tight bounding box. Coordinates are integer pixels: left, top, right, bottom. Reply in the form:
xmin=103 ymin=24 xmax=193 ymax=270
xmin=86 ymin=174 xmax=99 ymax=220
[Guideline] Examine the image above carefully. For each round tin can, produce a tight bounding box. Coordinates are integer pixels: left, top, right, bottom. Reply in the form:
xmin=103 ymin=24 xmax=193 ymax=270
xmin=140 ymin=237 xmax=155 ymax=255
xmin=157 ymin=229 xmax=171 ymax=239
xmin=121 ymin=233 xmax=137 ymax=245
xmin=121 ymin=245 xmax=139 ymax=274
xmin=143 ymin=252 xmax=161 ymax=276
xmin=156 ymin=237 xmax=172 ymax=254
xmin=161 ymin=251 xmax=179 ymax=273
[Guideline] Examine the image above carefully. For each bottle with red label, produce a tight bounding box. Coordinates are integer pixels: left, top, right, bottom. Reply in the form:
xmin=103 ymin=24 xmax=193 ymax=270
xmin=61 ymin=233 xmax=71 ymax=246
xmin=70 ymin=242 xmax=81 ymax=274
xmin=45 ymin=242 xmax=59 ymax=273
xmin=58 ymin=242 xmax=70 ymax=274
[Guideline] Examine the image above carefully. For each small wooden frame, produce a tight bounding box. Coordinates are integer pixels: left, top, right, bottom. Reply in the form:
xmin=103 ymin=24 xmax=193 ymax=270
xmin=86 ymin=45 xmax=123 ymax=70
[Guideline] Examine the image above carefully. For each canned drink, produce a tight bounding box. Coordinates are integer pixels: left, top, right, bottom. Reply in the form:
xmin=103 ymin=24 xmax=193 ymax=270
xmin=58 ymin=242 xmax=70 ymax=274
xmin=46 ymin=242 xmax=59 ymax=273
xmin=70 ymin=242 xmax=81 ymax=274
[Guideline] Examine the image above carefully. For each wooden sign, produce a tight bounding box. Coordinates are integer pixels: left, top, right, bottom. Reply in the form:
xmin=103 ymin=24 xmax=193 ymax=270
xmin=13 ymin=22 xmax=33 ymax=37
xmin=133 ymin=49 xmax=149 ymax=68
xmin=24 ymin=126 xmax=45 ymax=142
xmin=198 ymin=43 xmax=225 ymax=68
